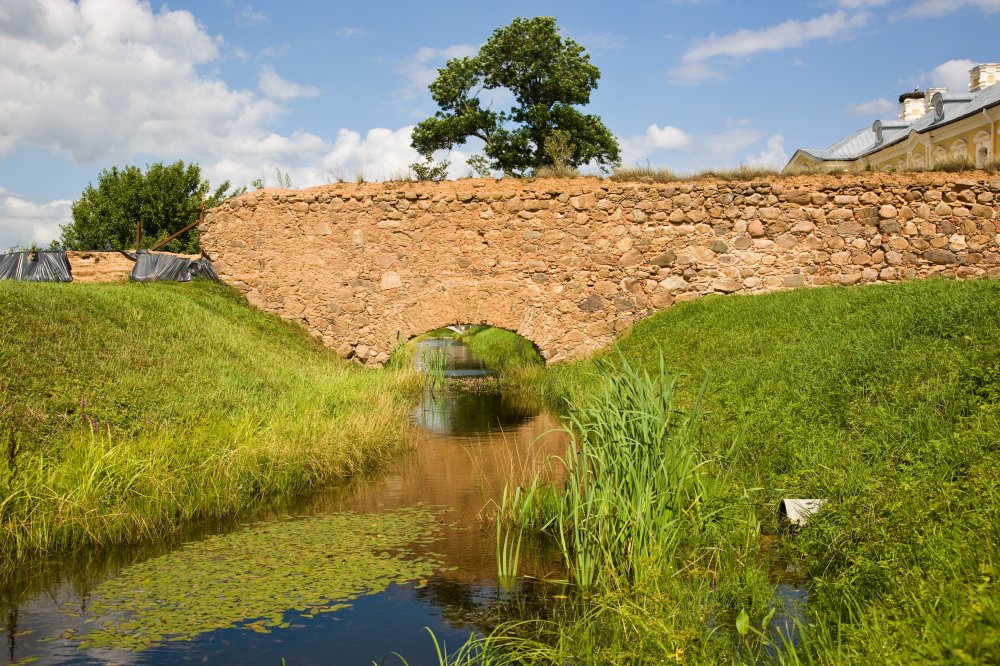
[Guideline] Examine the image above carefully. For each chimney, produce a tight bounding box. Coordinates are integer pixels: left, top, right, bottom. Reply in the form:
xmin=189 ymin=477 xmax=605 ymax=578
xmin=899 ymin=88 xmax=926 ymax=121
xmin=925 ymin=87 xmax=947 ymax=113
xmin=970 ymin=63 xmax=1000 ymax=93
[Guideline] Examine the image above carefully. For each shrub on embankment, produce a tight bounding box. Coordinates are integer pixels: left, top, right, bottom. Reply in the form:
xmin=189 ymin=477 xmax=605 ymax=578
xmin=0 ymin=280 xmax=418 ymax=568
xmin=535 ymin=278 xmax=1000 ymax=663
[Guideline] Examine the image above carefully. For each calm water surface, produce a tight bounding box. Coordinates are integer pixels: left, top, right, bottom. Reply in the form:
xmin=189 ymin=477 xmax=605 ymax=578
xmin=0 ymin=339 xmax=567 ymax=665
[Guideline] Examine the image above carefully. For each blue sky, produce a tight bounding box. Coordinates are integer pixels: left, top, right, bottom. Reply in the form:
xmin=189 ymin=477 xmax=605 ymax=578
xmin=1 ymin=0 xmax=998 ymax=248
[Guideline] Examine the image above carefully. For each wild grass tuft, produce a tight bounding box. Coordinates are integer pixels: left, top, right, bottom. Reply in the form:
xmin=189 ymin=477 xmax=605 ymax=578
xmin=531 ymin=165 xmax=580 ymax=179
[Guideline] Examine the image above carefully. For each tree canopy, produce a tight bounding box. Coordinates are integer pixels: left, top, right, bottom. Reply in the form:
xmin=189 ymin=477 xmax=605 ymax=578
xmin=61 ymin=161 xmax=240 ymax=253
xmin=410 ymin=17 xmax=620 ymax=176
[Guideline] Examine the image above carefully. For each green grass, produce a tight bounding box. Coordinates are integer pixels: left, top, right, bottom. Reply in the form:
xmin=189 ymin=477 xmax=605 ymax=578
xmin=441 ymin=278 xmax=1000 ymax=664
xmin=456 ymin=325 xmax=544 ymax=378
xmin=0 ymin=279 xmax=419 ymax=569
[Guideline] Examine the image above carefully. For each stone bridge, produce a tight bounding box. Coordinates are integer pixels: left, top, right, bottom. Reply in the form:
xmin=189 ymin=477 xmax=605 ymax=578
xmin=200 ymin=173 xmax=1000 ymax=365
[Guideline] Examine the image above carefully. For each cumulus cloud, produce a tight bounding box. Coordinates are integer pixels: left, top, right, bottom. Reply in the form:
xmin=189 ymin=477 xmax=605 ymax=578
xmin=703 ymin=128 xmax=761 ymax=157
xmin=745 ymin=134 xmax=788 ymax=169
xmin=847 ymin=97 xmax=894 ymax=116
xmin=928 ymin=58 xmax=975 ymax=91
xmin=0 ymin=0 xmax=289 ymax=163
xmin=905 ymin=0 xmax=1000 ymax=17
xmin=0 ymin=187 xmax=71 ymax=250
xmin=257 ymin=65 xmax=319 ymax=101
xmin=0 ymin=0 xmax=475 ymax=247
xmin=619 ymin=123 xmax=694 ymax=163
xmin=670 ymin=11 xmax=868 ymax=85
xmin=394 ymin=44 xmax=478 ymax=102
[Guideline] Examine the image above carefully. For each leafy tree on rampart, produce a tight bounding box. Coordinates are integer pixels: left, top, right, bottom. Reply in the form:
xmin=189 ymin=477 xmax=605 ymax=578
xmin=410 ymin=16 xmax=621 ymax=177
xmin=61 ymin=161 xmax=240 ymax=253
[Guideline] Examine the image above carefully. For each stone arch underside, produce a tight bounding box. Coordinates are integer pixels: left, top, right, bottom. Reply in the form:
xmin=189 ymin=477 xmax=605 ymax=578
xmin=354 ymin=278 xmax=567 ymax=363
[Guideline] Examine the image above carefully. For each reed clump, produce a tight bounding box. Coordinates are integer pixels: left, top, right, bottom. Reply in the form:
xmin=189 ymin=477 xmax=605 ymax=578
xmin=501 ymin=354 xmax=710 ymax=588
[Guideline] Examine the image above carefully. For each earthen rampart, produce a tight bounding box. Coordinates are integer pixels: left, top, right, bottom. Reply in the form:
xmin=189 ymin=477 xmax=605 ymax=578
xmin=200 ymin=173 xmax=1000 ymax=365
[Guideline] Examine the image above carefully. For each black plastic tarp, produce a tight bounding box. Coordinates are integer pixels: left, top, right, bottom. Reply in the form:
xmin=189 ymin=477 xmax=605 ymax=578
xmin=0 ymin=251 xmax=72 ymax=282
xmin=130 ymin=251 xmax=219 ymax=282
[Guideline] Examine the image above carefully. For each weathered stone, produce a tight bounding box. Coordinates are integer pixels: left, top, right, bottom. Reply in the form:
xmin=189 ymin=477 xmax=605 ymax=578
xmin=650 ymin=250 xmax=677 ymax=267
xmin=785 ymin=189 xmax=812 ymax=205
xmin=732 ymin=234 xmax=753 ymax=250
xmin=578 ymin=294 xmax=605 ymax=312
xmin=713 ymin=278 xmax=741 ymax=293
xmin=878 ymin=219 xmax=901 ymax=234
xmin=380 ymin=271 xmax=402 ymax=290
xmin=569 ymin=193 xmax=597 ymax=210
xmin=710 ymin=240 xmax=729 ymax=253
xmin=925 ymin=248 xmax=958 ymax=264
xmin=658 ymin=276 xmax=687 ymax=291
xmin=879 ymin=205 xmax=898 ymax=219
xmin=619 ymin=249 xmax=644 ymax=267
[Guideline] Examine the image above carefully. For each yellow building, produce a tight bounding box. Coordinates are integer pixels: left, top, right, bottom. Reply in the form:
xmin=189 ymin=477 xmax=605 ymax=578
xmin=785 ymin=63 xmax=1000 ymax=172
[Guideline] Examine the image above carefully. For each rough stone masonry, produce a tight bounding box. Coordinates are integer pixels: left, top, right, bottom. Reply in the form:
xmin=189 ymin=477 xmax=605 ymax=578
xmin=200 ymin=172 xmax=1000 ymax=365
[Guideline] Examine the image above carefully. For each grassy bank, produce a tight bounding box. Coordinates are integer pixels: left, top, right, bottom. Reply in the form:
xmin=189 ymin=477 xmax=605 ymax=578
xmin=457 ymin=325 xmax=544 ymax=378
xmin=0 ymin=280 xmax=419 ymax=569
xmin=459 ymin=278 xmax=1000 ymax=664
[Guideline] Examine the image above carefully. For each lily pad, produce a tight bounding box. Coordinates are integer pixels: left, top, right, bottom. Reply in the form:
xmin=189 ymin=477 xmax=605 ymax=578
xmin=60 ymin=508 xmax=443 ymax=652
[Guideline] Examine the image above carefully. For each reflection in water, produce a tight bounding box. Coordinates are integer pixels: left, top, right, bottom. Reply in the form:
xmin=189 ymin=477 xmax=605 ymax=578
xmin=0 ymin=338 xmax=568 ymax=665
xmin=413 ymin=338 xmax=493 ymax=378
xmin=414 ymin=391 xmax=538 ymax=436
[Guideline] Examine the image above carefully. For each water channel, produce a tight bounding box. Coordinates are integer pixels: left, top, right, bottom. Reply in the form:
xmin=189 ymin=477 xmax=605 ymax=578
xmin=1 ymin=338 xmax=568 ymax=665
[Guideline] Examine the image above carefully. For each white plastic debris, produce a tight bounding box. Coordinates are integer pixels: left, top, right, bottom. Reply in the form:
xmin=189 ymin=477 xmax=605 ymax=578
xmin=779 ymin=499 xmax=827 ymax=527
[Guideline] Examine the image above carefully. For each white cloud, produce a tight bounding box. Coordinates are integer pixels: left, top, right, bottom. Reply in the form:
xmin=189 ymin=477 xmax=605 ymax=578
xmin=566 ymin=30 xmax=628 ymax=52
xmin=257 ymin=65 xmax=319 ymax=101
xmin=745 ymin=134 xmax=788 ymax=169
xmin=905 ymin=0 xmax=1000 ymax=17
xmin=0 ymin=0 xmax=287 ymax=163
xmin=235 ymin=4 xmax=267 ymax=26
xmin=847 ymin=97 xmax=894 ymax=116
xmin=668 ymin=60 xmax=725 ymax=87
xmin=0 ymin=0 xmax=476 ymax=247
xmin=928 ymin=58 xmax=975 ymax=91
xmin=670 ymin=11 xmax=868 ymax=85
xmin=839 ymin=0 xmax=891 ymax=7
xmin=334 ymin=26 xmax=367 ymax=39
xmin=703 ymin=128 xmax=761 ymax=156
xmin=0 ymin=187 xmax=71 ymax=250
xmin=394 ymin=44 xmax=478 ymax=102
xmin=619 ymin=123 xmax=693 ymax=163
xmin=203 ymin=126 xmax=478 ymax=190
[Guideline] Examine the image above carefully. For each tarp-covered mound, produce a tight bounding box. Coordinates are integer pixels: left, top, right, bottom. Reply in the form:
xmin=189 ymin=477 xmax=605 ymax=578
xmin=130 ymin=251 xmax=219 ymax=282
xmin=0 ymin=251 xmax=72 ymax=282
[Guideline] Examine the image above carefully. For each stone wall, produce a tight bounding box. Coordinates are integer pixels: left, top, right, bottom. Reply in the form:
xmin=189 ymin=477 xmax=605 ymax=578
xmin=66 ymin=251 xmax=136 ymax=282
xmin=200 ymin=172 xmax=1000 ymax=365
xmin=63 ymin=251 xmax=201 ymax=282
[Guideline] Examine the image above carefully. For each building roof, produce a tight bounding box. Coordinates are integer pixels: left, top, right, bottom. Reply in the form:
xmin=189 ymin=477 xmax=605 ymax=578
xmin=795 ymin=82 xmax=1000 ymax=164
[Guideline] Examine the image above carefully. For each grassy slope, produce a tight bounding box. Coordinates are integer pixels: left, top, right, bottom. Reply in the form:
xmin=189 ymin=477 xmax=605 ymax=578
xmin=0 ymin=280 xmax=417 ymax=565
xmin=458 ymin=325 xmax=544 ymax=376
xmin=543 ymin=279 xmax=1000 ymax=663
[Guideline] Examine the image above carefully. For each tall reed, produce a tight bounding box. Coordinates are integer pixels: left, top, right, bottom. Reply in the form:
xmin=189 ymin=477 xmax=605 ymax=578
xmin=500 ymin=352 xmax=710 ymax=589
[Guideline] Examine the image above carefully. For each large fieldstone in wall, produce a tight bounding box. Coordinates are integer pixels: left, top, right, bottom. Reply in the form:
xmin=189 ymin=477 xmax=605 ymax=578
xmin=200 ymin=173 xmax=1000 ymax=366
